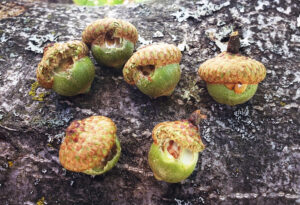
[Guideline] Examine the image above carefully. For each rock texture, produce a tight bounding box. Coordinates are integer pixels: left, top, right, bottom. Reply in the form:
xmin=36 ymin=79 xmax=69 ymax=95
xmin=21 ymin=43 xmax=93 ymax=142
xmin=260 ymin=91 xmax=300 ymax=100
xmin=0 ymin=0 xmax=299 ymax=204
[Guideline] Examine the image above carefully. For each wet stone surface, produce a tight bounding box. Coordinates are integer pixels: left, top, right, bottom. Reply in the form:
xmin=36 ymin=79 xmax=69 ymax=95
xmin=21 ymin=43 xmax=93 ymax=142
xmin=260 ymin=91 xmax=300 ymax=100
xmin=0 ymin=0 xmax=299 ymax=204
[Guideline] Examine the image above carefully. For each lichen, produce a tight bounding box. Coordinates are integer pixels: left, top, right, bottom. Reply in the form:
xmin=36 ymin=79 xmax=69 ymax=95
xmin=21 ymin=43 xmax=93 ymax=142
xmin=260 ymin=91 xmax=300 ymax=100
xmin=7 ymin=160 xmax=13 ymax=168
xmin=36 ymin=197 xmax=45 ymax=205
xmin=175 ymin=75 xmax=202 ymax=103
xmin=29 ymin=81 xmax=49 ymax=102
xmin=171 ymin=1 xmax=230 ymax=22
xmin=25 ymin=33 xmax=59 ymax=54
xmin=73 ymin=0 xmax=148 ymax=6
xmin=279 ymin=101 xmax=286 ymax=107
xmin=0 ymin=33 xmax=10 ymax=43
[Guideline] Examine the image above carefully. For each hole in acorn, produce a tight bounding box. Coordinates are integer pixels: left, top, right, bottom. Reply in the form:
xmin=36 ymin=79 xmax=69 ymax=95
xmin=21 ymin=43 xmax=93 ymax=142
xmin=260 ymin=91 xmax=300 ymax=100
xmin=103 ymin=30 xmax=122 ymax=48
xmin=98 ymin=143 xmax=117 ymax=169
xmin=166 ymin=140 xmax=180 ymax=159
xmin=55 ymin=57 xmax=74 ymax=73
xmin=137 ymin=65 xmax=155 ymax=76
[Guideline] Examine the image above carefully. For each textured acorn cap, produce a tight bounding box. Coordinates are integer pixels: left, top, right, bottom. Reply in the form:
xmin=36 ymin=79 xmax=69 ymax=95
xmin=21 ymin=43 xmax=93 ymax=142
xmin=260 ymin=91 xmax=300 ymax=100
xmin=59 ymin=116 xmax=117 ymax=173
xmin=82 ymin=18 xmax=138 ymax=46
xmin=36 ymin=40 xmax=89 ymax=89
xmin=123 ymin=43 xmax=182 ymax=85
xmin=198 ymin=52 xmax=266 ymax=84
xmin=152 ymin=120 xmax=205 ymax=153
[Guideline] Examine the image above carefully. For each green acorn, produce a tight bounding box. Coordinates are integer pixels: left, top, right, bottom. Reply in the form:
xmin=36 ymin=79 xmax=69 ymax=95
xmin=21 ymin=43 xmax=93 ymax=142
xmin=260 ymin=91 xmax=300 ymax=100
xmin=198 ymin=31 xmax=266 ymax=105
xmin=123 ymin=43 xmax=182 ymax=98
xmin=36 ymin=40 xmax=95 ymax=96
xmin=59 ymin=116 xmax=121 ymax=175
xmin=82 ymin=18 xmax=138 ymax=69
xmin=148 ymin=110 xmax=206 ymax=183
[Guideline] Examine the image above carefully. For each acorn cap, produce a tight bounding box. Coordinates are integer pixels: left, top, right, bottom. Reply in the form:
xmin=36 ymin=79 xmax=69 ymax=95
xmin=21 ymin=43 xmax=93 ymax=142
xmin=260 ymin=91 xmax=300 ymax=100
xmin=198 ymin=52 xmax=266 ymax=84
xmin=123 ymin=43 xmax=182 ymax=85
xmin=37 ymin=40 xmax=89 ymax=89
xmin=152 ymin=120 xmax=205 ymax=153
xmin=59 ymin=116 xmax=117 ymax=173
xmin=82 ymin=18 xmax=138 ymax=46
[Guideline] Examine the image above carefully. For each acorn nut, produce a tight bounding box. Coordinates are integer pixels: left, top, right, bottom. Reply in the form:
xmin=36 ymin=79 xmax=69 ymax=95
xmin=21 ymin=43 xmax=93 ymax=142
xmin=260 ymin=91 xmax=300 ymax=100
xmin=82 ymin=18 xmax=138 ymax=69
xmin=148 ymin=110 xmax=206 ymax=183
xmin=198 ymin=31 xmax=266 ymax=105
xmin=36 ymin=40 xmax=95 ymax=96
xmin=59 ymin=116 xmax=121 ymax=175
xmin=123 ymin=43 xmax=182 ymax=98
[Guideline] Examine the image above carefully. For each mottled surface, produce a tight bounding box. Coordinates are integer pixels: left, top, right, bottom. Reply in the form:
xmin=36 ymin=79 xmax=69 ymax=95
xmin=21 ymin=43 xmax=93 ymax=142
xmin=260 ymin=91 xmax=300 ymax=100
xmin=0 ymin=0 xmax=299 ymax=204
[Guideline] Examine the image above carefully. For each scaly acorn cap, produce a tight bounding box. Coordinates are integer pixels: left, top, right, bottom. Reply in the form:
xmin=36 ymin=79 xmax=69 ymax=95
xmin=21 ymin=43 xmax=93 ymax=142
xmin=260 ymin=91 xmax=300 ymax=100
xmin=82 ymin=18 xmax=138 ymax=46
xmin=59 ymin=116 xmax=117 ymax=173
xmin=36 ymin=40 xmax=89 ymax=89
xmin=152 ymin=119 xmax=205 ymax=153
xmin=123 ymin=43 xmax=182 ymax=85
xmin=198 ymin=31 xmax=266 ymax=84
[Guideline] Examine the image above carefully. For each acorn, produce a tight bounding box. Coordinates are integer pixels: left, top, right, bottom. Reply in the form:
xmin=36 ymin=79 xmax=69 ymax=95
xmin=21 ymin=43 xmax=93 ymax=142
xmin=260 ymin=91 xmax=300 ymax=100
xmin=82 ymin=18 xmax=138 ymax=69
xmin=123 ymin=43 xmax=182 ymax=98
xmin=59 ymin=116 xmax=121 ymax=175
xmin=198 ymin=31 xmax=266 ymax=106
xmin=148 ymin=110 xmax=206 ymax=183
xmin=36 ymin=40 xmax=95 ymax=96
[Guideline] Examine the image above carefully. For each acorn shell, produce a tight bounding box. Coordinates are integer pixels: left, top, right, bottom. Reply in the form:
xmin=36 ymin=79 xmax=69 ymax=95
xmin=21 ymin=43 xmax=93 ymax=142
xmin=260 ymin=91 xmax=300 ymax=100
xmin=133 ymin=63 xmax=181 ymax=98
xmin=148 ymin=143 xmax=199 ymax=183
xmin=123 ymin=43 xmax=182 ymax=85
xmin=59 ymin=116 xmax=118 ymax=173
xmin=198 ymin=52 xmax=266 ymax=84
xmin=36 ymin=40 xmax=90 ymax=89
xmin=152 ymin=120 xmax=205 ymax=153
xmin=82 ymin=18 xmax=138 ymax=46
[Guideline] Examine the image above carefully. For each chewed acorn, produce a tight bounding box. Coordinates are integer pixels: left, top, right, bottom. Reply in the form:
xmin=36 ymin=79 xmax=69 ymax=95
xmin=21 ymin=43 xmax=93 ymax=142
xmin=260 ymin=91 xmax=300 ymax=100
xmin=59 ymin=116 xmax=121 ymax=175
xmin=123 ymin=43 xmax=182 ymax=98
xmin=36 ymin=40 xmax=95 ymax=96
xmin=82 ymin=18 xmax=138 ymax=69
xmin=148 ymin=110 xmax=206 ymax=183
xmin=198 ymin=31 xmax=266 ymax=106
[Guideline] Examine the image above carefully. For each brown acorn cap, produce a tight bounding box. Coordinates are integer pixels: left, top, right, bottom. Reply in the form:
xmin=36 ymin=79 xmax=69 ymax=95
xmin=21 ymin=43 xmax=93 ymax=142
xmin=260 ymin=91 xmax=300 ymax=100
xmin=152 ymin=120 xmax=205 ymax=153
xmin=59 ymin=116 xmax=117 ymax=173
xmin=82 ymin=18 xmax=138 ymax=46
xmin=198 ymin=31 xmax=266 ymax=84
xmin=36 ymin=40 xmax=89 ymax=89
xmin=123 ymin=43 xmax=182 ymax=85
